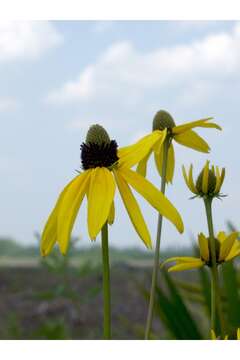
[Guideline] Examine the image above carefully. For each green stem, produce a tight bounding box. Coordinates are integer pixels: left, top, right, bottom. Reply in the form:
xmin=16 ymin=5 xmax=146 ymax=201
xmin=145 ymin=136 xmax=170 ymax=340
xmin=204 ymin=198 xmax=224 ymax=338
xmin=101 ymin=222 xmax=111 ymax=340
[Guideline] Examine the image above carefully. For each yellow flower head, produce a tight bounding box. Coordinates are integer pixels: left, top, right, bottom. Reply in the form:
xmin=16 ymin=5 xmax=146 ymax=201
xmin=182 ymin=161 xmax=225 ymax=199
xmin=122 ymin=110 xmax=221 ymax=183
xmin=41 ymin=124 xmax=184 ymax=256
xmin=163 ymin=231 xmax=240 ymax=272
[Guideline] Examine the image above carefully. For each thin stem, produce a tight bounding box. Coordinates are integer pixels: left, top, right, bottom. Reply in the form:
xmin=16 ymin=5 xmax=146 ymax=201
xmin=204 ymin=198 xmax=224 ymax=338
xmin=101 ymin=222 xmax=111 ymax=340
xmin=145 ymin=136 xmax=170 ymax=340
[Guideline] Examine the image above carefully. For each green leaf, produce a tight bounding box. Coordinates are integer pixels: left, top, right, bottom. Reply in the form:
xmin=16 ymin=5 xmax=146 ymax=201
xmin=154 ymin=270 xmax=203 ymax=339
xmin=197 ymin=266 xmax=211 ymax=317
xmin=164 ymin=270 xmax=203 ymax=338
xmin=221 ymin=261 xmax=240 ymax=330
xmin=155 ymin=285 xmax=184 ymax=339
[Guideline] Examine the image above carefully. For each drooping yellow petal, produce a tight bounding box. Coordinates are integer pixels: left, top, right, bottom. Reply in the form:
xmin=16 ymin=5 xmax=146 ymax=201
xmin=163 ymin=256 xmax=202 ymax=265
xmin=214 ymin=167 xmax=225 ymax=193
xmin=119 ymin=167 xmax=184 ymax=233
xmin=136 ymin=150 xmax=152 ymax=177
xmin=168 ymin=261 xmax=204 ymax=272
xmin=226 ymin=248 xmax=240 ymax=262
xmin=197 ymin=122 xmax=222 ymax=131
xmin=118 ymin=131 xmax=161 ymax=169
xmin=57 ymin=171 xmax=91 ymax=255
xmin=182 ymin=165 xmax=192 ymax=192
xmin=88 ymin=167 xmax=115 ymax=240
xmin=172 ymin=117 xmax=213 ymax=134
xmin=214 ymin=167 xmax=221 ymax=193
xmin=108 ymin=201 xmax=115 ymax=225
xmin=114 ymin=170 xmax=152 ymax=248
xmin=152 ymin=128 xmax=167 ymax=152
xmin=198 ymin=233 xmax=209 ymax=262
xmin=220 ymin=168 xmax=225 ymax=190
xmin=219 ymin=232 xmax=239 ymax=261
xmin=202 ymin=161 xmax=210 ymax=194
xmin=182 ymin=165 xmax=197 ymax=194
xmin=41 ymin=175 xmax=86 ymax=256
xmin=41 ymin=208 xmax=58 ymax=256
xmin=174 ymin=130 xmax=210 ymax=153
xmin=41 ymin=187 xmax=70 ymax=255
xmin=188 ymin=165 xmax=198 ymax=193
xmin=154 ymin=142 xmax=175 ymax=183
xmin=237 ymin=328 xmax=240 ymax=340
xmin=225 ymin=239 xmax=240 ymax=261
xmin=217 ymin=231 xmax=227 ymax=243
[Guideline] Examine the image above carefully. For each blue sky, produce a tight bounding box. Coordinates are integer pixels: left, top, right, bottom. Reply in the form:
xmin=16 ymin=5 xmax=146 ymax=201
xmin=0 ymin=20 xmax=239 ymax=251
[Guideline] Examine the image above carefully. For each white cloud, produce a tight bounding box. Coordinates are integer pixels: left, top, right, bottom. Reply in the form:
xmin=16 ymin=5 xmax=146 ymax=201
xmin=46 ymin=23 xmax=240 ymax=106
xmin=0 ymin=21 xmax=62 ymax=62
xmin=48 ymin=65 xmax=95 ymax=103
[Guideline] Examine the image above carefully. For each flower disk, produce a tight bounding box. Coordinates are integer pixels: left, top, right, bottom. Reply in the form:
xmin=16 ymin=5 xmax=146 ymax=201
xmin=81 ymin=140 xmax=119 ymax=170
xmin=152 ymin=110 xmax=176 ymax=131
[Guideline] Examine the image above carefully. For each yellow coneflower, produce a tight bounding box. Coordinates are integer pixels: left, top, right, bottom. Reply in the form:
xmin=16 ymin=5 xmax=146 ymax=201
xmin=121 ymin=110 xmax=221 ymax=183
xmin=41 ymin=124 xmax=184 ymax=340
xmin=182 ymin=160 xmax=225 ymax=199
xmin=182 ymin=161 xmax=227 ymax=338
xmin=163 ymin=231 xmax=240 ymax=272
xmin=140 ymin=111 xmax=221 ymax=339
xmin=41 ymin=124 xmax=184 ymax=256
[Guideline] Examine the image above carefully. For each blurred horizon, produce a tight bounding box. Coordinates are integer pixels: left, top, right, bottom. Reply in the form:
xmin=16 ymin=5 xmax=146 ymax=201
xmin=0 ymin=20 xmax=239 ymax=251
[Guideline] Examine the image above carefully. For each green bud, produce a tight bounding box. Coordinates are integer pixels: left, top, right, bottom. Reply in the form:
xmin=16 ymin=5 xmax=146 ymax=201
xmin=86 ymin=124 xmax=111 ymax=145
xmin=196 ymin=169 xmax=217 ymax=194
xmin=152 ymin=110 xmax=176 ymax=131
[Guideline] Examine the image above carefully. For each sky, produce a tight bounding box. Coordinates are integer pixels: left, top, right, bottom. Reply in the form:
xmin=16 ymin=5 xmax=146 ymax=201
xmin=0 ymin=20 xmax=239 ymax=252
